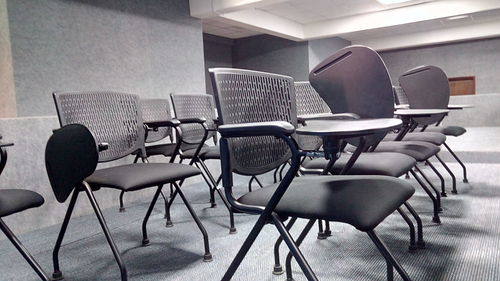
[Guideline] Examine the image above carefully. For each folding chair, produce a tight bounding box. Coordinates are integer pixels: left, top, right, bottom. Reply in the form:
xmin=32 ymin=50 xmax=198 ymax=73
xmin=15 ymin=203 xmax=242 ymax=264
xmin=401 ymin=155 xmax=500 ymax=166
xmin=0 ymin=139 xmax=49 ymax=281
xmin=210 ymin=66 xmax=414 ymax=281
xmin=49 ymin=92 xmax=212 ymax=281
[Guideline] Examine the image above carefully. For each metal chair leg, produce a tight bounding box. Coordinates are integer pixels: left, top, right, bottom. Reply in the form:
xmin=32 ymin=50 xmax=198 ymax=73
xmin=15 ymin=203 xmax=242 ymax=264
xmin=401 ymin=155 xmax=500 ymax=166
xmin=285 ymin=219 xmax=317 ymax=281
xmin=414 ymin=166 xmax=442 ymax=212
xmin=172 ymin=182 xmax=212 ymax=262
xmin=0 ymin=219 xmax=51 ymax=281
xmin=165 ymin=189 xmax=178 ymax=228
xmin=142 ymin=185 xmax=163 ymax=246
xmin=194 ymin=161 xmax=216 ymax=206
xmin=410 ymin=170 xmax=441 ymax=223
xmin=444 ymin=142 xmax=468 ymax=183
xmin=119 ymin=191 xmax=126 ymax=212
xmin=396 ymin=207 xmax=417 ymax=252
xmin=317 ymin=220 xmax=327 ymax=240
xmin=435 ymin=154 xmax=458 ymax=194
xmin=83 ymin=184 xmax=128 ymax=281
xmin=367 ymin=230 xmax=412 ymax=281
xmin=52 ymin=190 xmax=79 ymax=280
xmin=160 ymin=190 xmax=168 ymax=219
xmin=273 ymin=217 xmax=297 ymax=275
xmin=404 ymin=202 xmax=425 ymax=249
xmin=426 ymin=160 xmax=447 ymax=197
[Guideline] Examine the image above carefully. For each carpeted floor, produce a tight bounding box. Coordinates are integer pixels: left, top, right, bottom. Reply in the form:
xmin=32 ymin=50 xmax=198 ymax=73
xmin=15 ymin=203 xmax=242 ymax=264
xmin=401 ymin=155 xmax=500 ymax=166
xmin=1 ymin=128 xmax=499 ymax=281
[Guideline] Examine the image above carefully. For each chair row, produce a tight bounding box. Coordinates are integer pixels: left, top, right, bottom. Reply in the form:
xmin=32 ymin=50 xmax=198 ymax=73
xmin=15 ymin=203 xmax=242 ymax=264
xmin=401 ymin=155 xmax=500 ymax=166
xmin=0 ymin=45 xmax=470 ymax=281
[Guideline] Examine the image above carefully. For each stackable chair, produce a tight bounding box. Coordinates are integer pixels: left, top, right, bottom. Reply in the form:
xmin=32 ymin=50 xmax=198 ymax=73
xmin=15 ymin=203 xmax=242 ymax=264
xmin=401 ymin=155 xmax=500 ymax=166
xmin=119 ymin=98 xmax=180 ymax=212
xmin=170 ymin=93 xmax=236 ymax=234
xmin=294 ymin=82 xmax=424 ymax=250
xmin=398 ymin=66 xmax=469 ymax=186
xmin=210 ymin=67 xmax=415 ymax=281
xmin=49 ymin=92 xmax=212 ymax=281
xmin=0 ymin=139 xmax=49 ymax=281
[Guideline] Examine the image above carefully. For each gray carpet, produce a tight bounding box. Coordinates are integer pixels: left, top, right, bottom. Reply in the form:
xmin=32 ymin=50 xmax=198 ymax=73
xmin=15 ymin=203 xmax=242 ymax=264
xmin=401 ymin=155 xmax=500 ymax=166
xmin=1 ymin=146 xmax=500 ymax=280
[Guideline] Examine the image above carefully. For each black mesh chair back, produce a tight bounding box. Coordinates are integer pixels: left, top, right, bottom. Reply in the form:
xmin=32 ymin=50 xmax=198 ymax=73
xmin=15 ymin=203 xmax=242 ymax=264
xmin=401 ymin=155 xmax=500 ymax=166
xmin=140 ymin=99 xmax=173 ymax=143
xmin=209 ymin=68 xmax=296 ymax=176
xmin=170 ymin=93 xmax=217 ymax=144
xmin=309 ymin=45 xmax=394 ymax=147
xmin=294 ymin=81 xmax=329 ymax=151
xmin=393 ymin=86 xmax=409 ymax=105
xmin=399 ymin=65 xmax=450 ymax=125
xmin=45 ymin=124 xmax=98 ymax=203
xmin=53 ymin=91 xmax=145 ymax=162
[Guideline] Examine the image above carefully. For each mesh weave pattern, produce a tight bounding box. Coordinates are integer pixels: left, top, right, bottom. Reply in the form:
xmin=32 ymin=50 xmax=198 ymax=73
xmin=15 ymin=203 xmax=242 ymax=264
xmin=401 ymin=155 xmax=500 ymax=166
xmin=140 ymin=99 xmax=173 ymax=143
xmin=393 ymin=86 xmax=409 ymax=105
xmin=294 ymin=82 xmax=329 ymax=151
xmin=53 ymin=91 xmax=144 ymax=162
xmin=170 ymin=93 xmax=216 ymax=144
xmin=210 ymin=68 xmax=296 ymax=176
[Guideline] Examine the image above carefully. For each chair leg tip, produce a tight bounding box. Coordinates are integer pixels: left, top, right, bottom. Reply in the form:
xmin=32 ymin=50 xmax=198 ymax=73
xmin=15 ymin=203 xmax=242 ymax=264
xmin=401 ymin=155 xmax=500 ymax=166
xmin=142 ymin=239 xmax=150 ymax=246
xmin=324 ymin=230 xmax=332 ymax=237
xmin=210 ymin=203 xmax=217 ymax=208
xmin=165 ymin=221 xmax=174 ymax=228
xmin=438 ymin=207 xmax=443 ymax=213
xmin=229 ymin=228 xmax=237 ymax=234
xmin=441 ymin=192 xmax=447 ymax=197
xmin=119 ymin=207 xmax=126 ymax=213
xmin=408 ymin=245 xmax=418 ymax=253
xmin=203 ymin=253 xmax=213 ymax=262
xmin=317 ymin=233 xmax=327 ymax=240
xmin=432 ymin=216 xmax=441 ymax=224
xmin=463 ymin=179 xmax=468 ymax=183
xmin=272 ymin=265 xmax=284 ymax=275
xmin=417 ymin=241 xmax=426 ymax=249
xmin=52 ymin=271 xmax=64 ymax=280
xmin=451 ymin=190 xmax=458 ymax=194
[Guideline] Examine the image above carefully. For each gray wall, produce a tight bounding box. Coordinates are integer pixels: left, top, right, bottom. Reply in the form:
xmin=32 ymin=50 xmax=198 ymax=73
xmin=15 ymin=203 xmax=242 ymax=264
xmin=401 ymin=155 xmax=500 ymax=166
xmin=380 ymin=37 xmax=500 ymax=94
xmin=0 ymin=0 xmax=16 ymax=117
xmin=7 ymin=0 xmax=205 ymax=116
xmin=232 ymin=34 xmax=309 ymax=80
xmin=308 ymin=37 xmax=351 ymax=71
xmin=203 ymin=34 xmax=233 ymax=94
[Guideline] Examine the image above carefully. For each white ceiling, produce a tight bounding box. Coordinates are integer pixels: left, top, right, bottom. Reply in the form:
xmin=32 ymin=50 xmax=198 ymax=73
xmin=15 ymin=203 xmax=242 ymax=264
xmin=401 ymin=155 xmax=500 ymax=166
xmin=194 ymin=0 xmax=500 ymax=50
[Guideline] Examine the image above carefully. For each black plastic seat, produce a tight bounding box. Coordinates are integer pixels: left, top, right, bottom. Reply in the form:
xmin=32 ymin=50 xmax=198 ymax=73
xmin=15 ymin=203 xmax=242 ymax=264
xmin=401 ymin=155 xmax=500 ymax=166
xmin=425 ymin=125 xmax=466 ymax=137
xmin=239 ymin=176 xmax=414 ymax=231
xmin=302 ymin=152 xmax=416 ymax=177
xmin=86 ymin=163 xmax=200 ymax=192
xmin=384 ymin=131 xmax=446 ymax=145
xmin=375 ymin=141 xmax=440 ymax=162
xmin=181 ymin=145 xmax=220 ymax=160
xmin=0 ymin=189 xmax=44 ymax=217
xmin=143 ymin=143 xmax=178 ymax=157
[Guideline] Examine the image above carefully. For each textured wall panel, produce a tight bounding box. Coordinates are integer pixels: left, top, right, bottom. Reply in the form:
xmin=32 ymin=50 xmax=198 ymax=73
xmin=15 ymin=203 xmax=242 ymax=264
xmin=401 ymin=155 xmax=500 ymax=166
xmin=0 ymin=0 xmax=16 ymax=117
xmin=203 ymin=33 xmax=233 ymax=94
xmin=7 ymin=0 xmax=205 ymax=116
xmin=308 ymin=37 xmax=351 ymax=71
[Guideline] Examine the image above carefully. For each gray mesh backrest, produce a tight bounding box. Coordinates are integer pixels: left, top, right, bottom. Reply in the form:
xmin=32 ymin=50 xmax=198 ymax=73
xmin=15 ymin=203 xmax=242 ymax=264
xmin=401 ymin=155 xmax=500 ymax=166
xmin=393 ymin=86 xmax=409 ymax=105
xmin=399 ymin=65 xmax=450 ymax=125
xmin=140 ymin=99 xmax=173 ymax=143
xmin=170 ymin=93 xmax=216 ymax=144
xmin=53 ymin=91 xmax=145 ymax=162
xmin=209 ymin=68 xmax=296 ymax=176
xmin=309 ymin=45 xmax=393 ymax=147
xmin=294 ymin=81 xmax=330 ymax=151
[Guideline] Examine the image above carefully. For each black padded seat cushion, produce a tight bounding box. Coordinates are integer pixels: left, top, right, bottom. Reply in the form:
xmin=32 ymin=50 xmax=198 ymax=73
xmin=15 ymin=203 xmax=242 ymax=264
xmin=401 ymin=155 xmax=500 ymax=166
xmin=383 ymin=132 xmax=446 ymax=146
xmin=181 ymin=146 xmax=220 ymax=160
xmin=86 ymin=163 xmax=200 ymax=191
xmin=302 ymin=152 xmax=416 ymax=177
xmin=425 ymin=126 xmax=466 ymax=137
xmin=0 ymin=189 xmax=44 ymax=217
xmin=238 ymin=176 xmax=414 ymax=231
xmin=374 ymin=141 xmax=440 ymax=161
xmin=144 ymin=143 xmax=177 ymax=157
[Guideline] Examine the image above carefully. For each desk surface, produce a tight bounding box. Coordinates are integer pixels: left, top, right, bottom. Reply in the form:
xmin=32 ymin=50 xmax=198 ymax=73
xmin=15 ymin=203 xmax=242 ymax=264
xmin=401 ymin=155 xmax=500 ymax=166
xmin=448 ymin=104 xmax=474 ymax=110
xmin=394 ymin=109 xmax=450 ymax=117
xmin=296 ymin=118 xmax=401 ymax=137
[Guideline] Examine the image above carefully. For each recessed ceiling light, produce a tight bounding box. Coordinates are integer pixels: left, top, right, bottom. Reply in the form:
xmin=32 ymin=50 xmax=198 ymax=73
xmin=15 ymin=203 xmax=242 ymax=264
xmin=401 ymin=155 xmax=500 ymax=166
xmin=376 ymin=0 xmax=413 ymax=5
xmin=445 ymin=15 xmax=470 ymax=21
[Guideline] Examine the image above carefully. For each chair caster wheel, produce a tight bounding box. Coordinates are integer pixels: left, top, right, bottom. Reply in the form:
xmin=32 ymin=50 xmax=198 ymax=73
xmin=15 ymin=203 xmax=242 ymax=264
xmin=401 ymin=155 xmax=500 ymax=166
xmin=142 ymin=239 xmax=150 ymax=246
xmin=273 ymin=265 xmax=284 ymax=275
xmin=119 ymin=207 xmax=126 ymax=213
xmin=166 ymin=220 xmax=173 ymax=228
xmin=229 ymin=227 xmax=237 ymax=234
xmin=463 ymin=179 xmax=468 ymax=183
xmin=417 ymin=241 xmax=426 ymax=249
xmin=432 ymin=216 xmax=441 ymax=224
xmin=52 ymin=271 xmax=64 ymax=280
xmin=203 ymin=253 xmax=213 ymax=262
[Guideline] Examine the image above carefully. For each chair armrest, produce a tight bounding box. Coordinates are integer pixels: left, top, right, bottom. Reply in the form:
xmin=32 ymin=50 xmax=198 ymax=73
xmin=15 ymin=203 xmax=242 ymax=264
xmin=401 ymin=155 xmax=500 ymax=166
xmin=0 ymin=141 xmax=14 ymax=148
xmin=218 ymin=121 xmax=295 ymax=138
xmin=177 ymin=117 xmax=207 ymax=124
xmin=297 ymin=112 xmax=360 ymax=124
xmin=144 ymin=119 xmax=181 ymax=129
